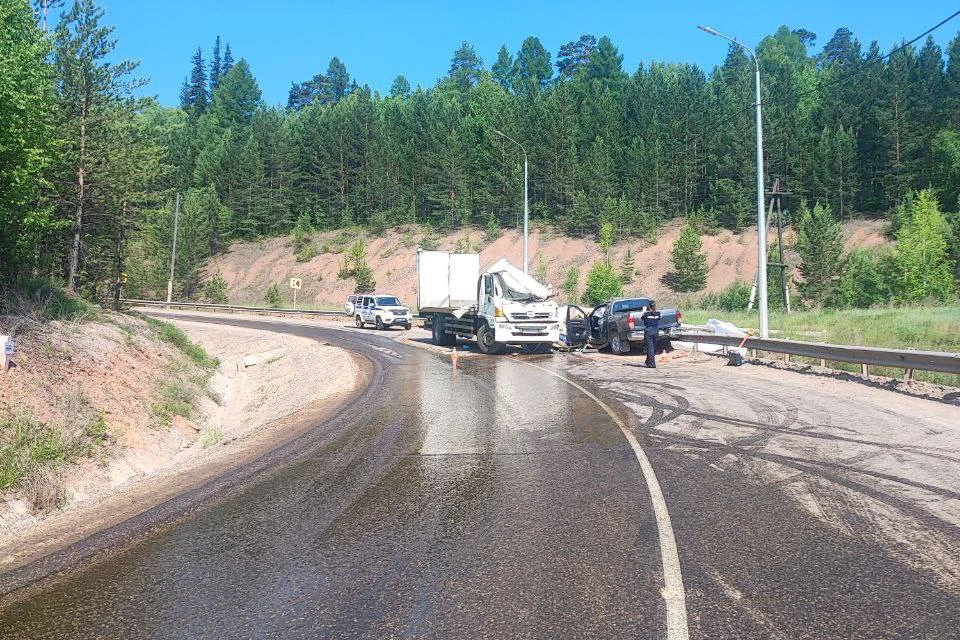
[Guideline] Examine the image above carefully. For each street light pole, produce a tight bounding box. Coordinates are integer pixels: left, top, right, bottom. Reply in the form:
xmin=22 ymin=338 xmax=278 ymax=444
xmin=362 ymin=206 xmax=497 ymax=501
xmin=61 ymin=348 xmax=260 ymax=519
xmin=698 ymin=25 xmax=769 ymax=338
xmin=493 ymin=129 xmax=530 ymax=274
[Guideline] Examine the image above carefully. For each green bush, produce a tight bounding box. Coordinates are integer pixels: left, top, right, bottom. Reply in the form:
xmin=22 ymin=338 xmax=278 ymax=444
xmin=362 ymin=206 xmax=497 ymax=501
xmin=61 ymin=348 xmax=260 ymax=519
xmin=700 ymin=280 xmax=753 ymax=311
xmin=265 ymin=283 xmax=283 ymax=308
xmin=295 ymin=242 xmax=318 ymax=262
xmin=201 ymin=271 xmax=229 ymax=303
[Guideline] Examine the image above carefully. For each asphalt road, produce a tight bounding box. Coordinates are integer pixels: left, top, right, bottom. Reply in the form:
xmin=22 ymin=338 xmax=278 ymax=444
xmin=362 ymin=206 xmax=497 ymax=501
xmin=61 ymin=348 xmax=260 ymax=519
xmin=1 ymin=316 xmax=957 ymax=639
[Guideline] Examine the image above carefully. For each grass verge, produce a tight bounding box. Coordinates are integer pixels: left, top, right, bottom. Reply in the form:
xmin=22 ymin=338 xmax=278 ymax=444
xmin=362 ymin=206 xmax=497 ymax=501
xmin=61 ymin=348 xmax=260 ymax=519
xmin=0 ymin=410 xmax=108 ymax=511
xmin=144 ymin=316 xmax=219 ymax=369
xmin=681 ymin=306 xmax=960 ymax=386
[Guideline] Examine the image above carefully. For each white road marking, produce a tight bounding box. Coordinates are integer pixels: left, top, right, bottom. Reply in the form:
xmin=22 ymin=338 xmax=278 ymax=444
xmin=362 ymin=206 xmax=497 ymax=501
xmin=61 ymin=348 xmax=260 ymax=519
xmin=520 ymin=360 xmax=690 ymax=640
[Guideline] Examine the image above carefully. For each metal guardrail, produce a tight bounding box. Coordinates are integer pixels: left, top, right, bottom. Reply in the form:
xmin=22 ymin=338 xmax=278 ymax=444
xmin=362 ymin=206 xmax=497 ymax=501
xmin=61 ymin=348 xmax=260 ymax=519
xmin=121 ymin=299 xmax=344 ymax=317
xmin=674 ymin=332 xmax=960 ymax=377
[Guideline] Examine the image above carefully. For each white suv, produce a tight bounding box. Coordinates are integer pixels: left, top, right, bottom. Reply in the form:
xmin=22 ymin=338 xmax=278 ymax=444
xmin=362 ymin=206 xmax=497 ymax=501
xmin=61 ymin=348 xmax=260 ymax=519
xmin=354 ymin=294 xmax=413 ymax=330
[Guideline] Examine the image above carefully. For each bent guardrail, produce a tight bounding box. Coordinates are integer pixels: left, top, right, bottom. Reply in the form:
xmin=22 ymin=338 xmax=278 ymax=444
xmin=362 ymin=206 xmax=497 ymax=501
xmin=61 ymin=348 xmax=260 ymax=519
xmin=121 ymin=299 xmax=344 ymax=317
xmin=674 ymin=331 xmax=960 ymax=377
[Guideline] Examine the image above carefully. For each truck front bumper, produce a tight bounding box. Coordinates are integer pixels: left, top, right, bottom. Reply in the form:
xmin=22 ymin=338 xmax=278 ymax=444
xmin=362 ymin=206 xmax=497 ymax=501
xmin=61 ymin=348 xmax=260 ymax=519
xmin=494 ymin=322 xmax=560 ymax=344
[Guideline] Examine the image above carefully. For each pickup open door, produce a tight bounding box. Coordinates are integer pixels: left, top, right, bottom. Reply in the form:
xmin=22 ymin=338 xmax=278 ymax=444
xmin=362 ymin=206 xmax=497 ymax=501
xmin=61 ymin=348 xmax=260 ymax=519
xmin=588 ymin=303 xmax=608 ymax=344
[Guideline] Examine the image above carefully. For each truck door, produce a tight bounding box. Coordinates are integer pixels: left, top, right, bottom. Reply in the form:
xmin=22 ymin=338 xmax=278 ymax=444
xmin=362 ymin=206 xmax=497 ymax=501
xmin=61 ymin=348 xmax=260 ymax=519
xmin=479 ymin=274 xmax=496 ymax=320
xmin=361 ymin=296 xmax=372 ymax=322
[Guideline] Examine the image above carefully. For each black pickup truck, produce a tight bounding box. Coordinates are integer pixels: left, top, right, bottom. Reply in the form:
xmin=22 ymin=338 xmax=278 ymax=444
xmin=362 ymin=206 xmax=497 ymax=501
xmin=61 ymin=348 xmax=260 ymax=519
xmin=578 ymin=297 xmax=680 ymax=354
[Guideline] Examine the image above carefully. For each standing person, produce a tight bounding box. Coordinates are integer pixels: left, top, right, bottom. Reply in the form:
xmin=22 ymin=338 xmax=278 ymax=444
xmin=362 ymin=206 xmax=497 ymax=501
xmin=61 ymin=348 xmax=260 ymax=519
xmin=640 ymin=302 xmax=661 ymax=368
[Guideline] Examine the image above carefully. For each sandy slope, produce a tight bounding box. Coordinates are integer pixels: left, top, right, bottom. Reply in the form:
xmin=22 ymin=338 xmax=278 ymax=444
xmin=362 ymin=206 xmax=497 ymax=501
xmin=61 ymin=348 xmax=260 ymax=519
xmin=207 ymin=219 xmax=890 ymax=309
xmin=0 ymin=317 xmax=362 ymax=571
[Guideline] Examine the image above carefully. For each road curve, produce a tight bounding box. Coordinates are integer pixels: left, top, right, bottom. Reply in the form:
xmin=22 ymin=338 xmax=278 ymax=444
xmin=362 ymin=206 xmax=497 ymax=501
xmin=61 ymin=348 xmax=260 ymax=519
xmin=1 ymin=315 xmax=957 ymax=639
xmin=0 ymin=316 xmax=680 ymax=638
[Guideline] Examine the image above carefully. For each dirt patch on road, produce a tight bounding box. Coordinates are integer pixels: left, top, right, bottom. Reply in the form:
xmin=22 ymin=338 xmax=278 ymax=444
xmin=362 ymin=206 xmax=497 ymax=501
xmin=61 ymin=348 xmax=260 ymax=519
xmin=0 ymin=320 xmax=367 ymax=574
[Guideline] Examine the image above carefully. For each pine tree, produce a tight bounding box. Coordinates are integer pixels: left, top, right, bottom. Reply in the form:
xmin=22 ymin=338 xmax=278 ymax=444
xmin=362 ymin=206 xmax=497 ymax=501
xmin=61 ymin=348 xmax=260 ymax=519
xmin=556 ymin=34 xmax=596 ymax=79
xmin=265 ymin=282 xmax=283 ymax=307
xmin=222 ymin=42 xmax=233 ymax=74
xmin=182 ymin=47 xmax=208 ymax=113
xmin=894 ymin=190 xmax=954 ymax=302
xmin=513 ymin=36 xmax=551 ymax=94
xmin=562 ymin=265 xmax=581 ymax=303
xmin=448 ymin=41 xmax=483 ymax=91
xmin=667 ymin=223 xmax=707 ymax=292
xmin=796 ymin=201 xmax=844 ymax=305
xmin=621 ymin=247 xmax=635 ymax=284
xmin=54 ymin=0 xmax=145 ymax=292
xmin=491 ymin=45 xmax=514 ymax=91
xmin=583 ymin=222 xmax=623 ymax=305
xmin=390 ymin=75 xmax=411 ymax=97
xmin=210 ymin=35 xmax=222 ymax=90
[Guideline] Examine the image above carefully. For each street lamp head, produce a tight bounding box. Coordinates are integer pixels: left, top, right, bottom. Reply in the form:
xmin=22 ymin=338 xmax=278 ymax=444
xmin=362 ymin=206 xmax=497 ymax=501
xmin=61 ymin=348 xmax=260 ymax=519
xmin=697 ymin=25 xmax=720 ymax=36
xmin=492 ymin=128 xmax=505 ymax=137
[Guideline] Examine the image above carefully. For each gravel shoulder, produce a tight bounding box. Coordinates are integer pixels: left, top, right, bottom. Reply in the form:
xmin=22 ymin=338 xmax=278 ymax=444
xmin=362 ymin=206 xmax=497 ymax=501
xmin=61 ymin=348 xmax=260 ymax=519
xmin=0 ymin=320 xmax=367 ymax=574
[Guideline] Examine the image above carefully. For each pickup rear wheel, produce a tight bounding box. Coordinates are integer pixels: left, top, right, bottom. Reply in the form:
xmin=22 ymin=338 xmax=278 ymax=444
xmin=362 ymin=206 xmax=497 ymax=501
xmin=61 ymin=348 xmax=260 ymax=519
xmin=610 ymin=332 xmax=630 ymax=355
xmin=355 ymin=314 xmax=364 ymax=328
xmin=476 ymin=324 xmax=505 ymax=355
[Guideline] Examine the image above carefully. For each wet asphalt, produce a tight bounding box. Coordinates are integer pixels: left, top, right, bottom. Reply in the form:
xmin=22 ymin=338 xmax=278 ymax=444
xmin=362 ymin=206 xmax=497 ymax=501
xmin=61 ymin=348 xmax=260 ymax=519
xmin=0 ymin=317 xmax=957 ymax=639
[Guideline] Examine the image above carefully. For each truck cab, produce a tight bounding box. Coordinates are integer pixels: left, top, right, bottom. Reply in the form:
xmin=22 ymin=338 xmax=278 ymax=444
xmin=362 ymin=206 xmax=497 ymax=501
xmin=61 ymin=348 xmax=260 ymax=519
xmin=417 ymin=251 xmax=560 ymax=354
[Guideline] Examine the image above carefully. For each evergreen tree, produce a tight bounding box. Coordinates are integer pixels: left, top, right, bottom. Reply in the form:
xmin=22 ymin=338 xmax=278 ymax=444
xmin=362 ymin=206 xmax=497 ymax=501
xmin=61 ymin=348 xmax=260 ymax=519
xmin=666 ymin=223 xmax=707 ymax=292
xmin=265 ymin=282 xmax=283 ymax=307
xmin=222 ymin=42 xmax=233 ymax=74
xmin=53 ymin=0 xmax=145 ymax=293
xmin=894 ymin=190 xmax=954 ymax=302
xmin=390 ymin=74 xmax=411 ymax=97
xmin=562 ymin=265 xmax=580 ymax=303
xmin=837 ymin=248 xmax=887 ymax=308
xmin=210 ymin=35 xmax=222 ymax=90
xmin=491 ymin=45 xmax=514 ymax=91
xmin=621 ymin=247 xmax=635 ymax=284
xmin=448 ymin=41 xmax=483 ymax=91
xmin=556 ymin=34 xmax=596 ymax=79
xmin=513 ymin=36 xmax=551 ymax=94
xmin=181 ymin=47 xmax=208 ymax=113
xmin=796 ymin=201 xmax=844 ymax=305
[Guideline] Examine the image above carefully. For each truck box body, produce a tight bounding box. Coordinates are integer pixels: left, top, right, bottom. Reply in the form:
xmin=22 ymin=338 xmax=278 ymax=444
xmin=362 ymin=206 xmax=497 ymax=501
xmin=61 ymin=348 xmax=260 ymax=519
xmin=416 ymin=250 xmax=480 ymax=311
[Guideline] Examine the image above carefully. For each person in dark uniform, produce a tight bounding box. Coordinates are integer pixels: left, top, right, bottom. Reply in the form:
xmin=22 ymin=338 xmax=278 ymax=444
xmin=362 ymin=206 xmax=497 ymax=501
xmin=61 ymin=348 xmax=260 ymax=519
xmin=640 ymin=302 xmax=661 ymax=368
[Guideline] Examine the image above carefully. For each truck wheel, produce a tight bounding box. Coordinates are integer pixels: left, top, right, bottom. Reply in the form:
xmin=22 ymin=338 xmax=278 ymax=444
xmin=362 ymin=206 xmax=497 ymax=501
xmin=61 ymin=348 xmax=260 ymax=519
xmin=355 ymin=315 xmax=364 ymax=328
xmin=375 ymin=317 xmax=385 ymax=331
xmin=476 ymin=324 xmax=505 ymax=355
xmin=610 ymin=333 xmax=630 ymax=355
xmin=432 ymin=315 xmax=457 ymax=347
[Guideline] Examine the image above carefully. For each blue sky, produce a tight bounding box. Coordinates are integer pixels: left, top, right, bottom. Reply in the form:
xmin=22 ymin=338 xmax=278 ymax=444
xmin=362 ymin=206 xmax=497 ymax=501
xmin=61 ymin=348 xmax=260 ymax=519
xmin=94 ymin=0 xmax=960 ymax=107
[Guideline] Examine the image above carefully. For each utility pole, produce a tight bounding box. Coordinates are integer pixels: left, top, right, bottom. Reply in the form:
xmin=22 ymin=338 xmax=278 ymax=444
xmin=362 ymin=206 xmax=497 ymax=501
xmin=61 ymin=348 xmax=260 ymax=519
xmin=166 ymin=192 xmax=181 ymax=304
xmin=492 ymin=129 xmax=530 ymax=274
xmin=699 ymin=25 xmax=768 ymax=337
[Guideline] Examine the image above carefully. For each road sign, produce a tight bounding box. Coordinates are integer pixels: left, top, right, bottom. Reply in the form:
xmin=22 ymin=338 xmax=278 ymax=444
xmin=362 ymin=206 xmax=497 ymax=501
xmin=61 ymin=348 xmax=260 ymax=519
xmin=289 ymin=278 xmax=302 ymax=290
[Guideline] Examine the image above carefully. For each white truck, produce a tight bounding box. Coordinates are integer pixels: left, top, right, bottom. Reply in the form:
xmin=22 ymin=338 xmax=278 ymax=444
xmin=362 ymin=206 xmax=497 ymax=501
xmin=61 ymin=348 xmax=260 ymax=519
xmin=416 ymin=250 xmax=560 ymax=354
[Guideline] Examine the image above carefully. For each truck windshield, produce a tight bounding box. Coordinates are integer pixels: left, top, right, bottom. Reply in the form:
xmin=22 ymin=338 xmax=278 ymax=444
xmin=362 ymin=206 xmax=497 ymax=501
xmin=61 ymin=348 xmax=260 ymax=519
xmin=494 ymin=273 xmax=545 ymax=302
xmin=376 ymin=297 xmax=401 ymax=306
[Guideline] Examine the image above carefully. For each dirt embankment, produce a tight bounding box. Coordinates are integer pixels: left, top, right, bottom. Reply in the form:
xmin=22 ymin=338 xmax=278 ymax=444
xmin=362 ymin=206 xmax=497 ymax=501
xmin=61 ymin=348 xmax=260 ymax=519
xmin=0 ymin=312 xmax=362 ymax=571
xmin=206 ymin=219 xmax=890 ymax=308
